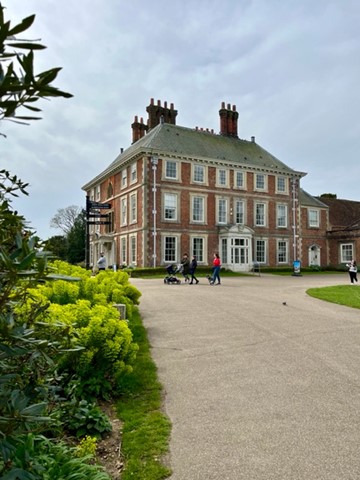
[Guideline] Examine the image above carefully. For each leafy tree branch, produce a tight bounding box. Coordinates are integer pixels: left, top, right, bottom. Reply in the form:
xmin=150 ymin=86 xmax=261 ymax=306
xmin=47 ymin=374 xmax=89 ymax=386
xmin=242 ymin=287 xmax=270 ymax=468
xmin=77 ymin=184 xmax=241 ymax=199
xmin=0 ymin=3 xmax=73 ymax=136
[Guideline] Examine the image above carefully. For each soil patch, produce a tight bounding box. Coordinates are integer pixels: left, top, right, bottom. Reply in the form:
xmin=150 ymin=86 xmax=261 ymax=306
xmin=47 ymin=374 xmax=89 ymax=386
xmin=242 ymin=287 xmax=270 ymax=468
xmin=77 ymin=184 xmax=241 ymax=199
xmin=96 ymin=401 xmax=124 ymax=480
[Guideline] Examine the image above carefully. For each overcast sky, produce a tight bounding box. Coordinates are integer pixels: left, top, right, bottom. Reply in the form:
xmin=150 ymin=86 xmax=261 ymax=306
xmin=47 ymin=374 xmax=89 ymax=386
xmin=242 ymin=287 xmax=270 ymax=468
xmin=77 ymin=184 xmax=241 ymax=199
xmin=2 ymin=0 xmax=360 ymax=240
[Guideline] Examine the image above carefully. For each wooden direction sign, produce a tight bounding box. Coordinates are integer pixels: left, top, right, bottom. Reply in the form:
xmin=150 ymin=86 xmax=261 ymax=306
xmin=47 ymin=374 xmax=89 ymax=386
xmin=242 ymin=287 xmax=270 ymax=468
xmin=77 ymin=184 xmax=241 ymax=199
xmin=87 ymin=221 xmax=111 ymax=225
xmin=88 ymin=200 xmax=111 ymax=210
xmin=87 ymin=213 xmax=110 ymax=218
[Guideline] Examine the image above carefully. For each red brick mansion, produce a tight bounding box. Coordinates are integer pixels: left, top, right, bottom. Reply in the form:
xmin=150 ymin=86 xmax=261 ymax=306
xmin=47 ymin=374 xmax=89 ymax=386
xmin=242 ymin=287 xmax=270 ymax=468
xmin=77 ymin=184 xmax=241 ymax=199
xmin=82 ymin=99 xmax=359 ymax=271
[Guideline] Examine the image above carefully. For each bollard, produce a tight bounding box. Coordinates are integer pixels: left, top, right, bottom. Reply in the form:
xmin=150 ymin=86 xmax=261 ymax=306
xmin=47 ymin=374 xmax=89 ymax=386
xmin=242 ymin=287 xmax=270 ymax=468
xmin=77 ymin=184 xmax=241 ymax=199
xmin=113 ymin=303 xmax=127 ymax=321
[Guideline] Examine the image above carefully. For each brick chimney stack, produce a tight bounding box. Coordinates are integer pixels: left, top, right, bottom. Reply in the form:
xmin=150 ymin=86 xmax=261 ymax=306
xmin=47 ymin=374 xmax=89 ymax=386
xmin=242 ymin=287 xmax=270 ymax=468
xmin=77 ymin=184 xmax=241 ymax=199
xmin=219 ymin=102 xmax=228 ymax=136
xmin=146 ymin=98 xmax=178 ymax=130
xmin=219 ymin=102 xmax=239 ymax=138
xmin=131 ymin=116 xmax=148 ymax=144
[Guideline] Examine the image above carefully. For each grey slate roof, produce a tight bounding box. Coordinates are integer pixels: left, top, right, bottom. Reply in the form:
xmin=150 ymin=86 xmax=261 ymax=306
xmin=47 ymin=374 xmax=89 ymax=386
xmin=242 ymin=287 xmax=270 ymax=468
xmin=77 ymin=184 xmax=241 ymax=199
xmin=299 ymin=189 xmax=329 ymax=208
xmin=83 ymin=122 xmax=306 ymax=190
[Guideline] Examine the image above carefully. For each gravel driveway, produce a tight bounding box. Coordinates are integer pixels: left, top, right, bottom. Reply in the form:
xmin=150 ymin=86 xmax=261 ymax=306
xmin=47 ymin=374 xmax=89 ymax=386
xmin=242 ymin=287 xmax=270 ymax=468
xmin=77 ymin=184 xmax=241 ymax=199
xmin=131 ymin=274 xmax=360 ymax=480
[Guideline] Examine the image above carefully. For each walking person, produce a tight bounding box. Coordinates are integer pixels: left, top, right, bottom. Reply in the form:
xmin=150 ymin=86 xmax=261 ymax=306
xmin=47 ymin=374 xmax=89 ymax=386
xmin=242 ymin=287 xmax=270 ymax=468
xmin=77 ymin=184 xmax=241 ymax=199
xmin=346 ymin=260 xmax=358 ymax=284
xmin=210 ymin=252 xmax=221 ymax=285
xmin=181 ymin=253 xmax=190 ymax=283
xmin=97 ymin=252 xmax=107 ymax=271
xmin=189 ymin=255 xmax=199 ymax=284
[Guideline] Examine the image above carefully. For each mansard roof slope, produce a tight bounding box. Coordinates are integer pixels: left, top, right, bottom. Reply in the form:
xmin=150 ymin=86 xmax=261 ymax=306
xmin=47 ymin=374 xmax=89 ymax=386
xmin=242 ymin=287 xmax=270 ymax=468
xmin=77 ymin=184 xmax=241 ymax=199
xmin=316 ymin=197 xmax=360 ymax=229
xmin=83 ymin=122 xmax=305 ymax=190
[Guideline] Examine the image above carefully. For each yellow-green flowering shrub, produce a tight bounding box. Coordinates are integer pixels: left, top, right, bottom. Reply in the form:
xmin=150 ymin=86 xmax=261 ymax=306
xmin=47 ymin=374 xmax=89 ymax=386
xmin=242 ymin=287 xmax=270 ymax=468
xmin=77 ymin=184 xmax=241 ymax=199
xmin=45 ymin=261 xmax=141 ymax=313
xmin=75 ymin=436 xmax=97 ymax=458
xmin=14 ymin=261 xmax=141 ymax=398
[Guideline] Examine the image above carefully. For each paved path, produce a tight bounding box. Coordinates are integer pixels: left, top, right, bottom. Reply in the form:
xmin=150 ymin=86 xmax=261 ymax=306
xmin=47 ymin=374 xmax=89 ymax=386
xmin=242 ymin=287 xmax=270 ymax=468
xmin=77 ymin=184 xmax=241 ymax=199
xmin=130 ymin=274 xmax=360 ymax=480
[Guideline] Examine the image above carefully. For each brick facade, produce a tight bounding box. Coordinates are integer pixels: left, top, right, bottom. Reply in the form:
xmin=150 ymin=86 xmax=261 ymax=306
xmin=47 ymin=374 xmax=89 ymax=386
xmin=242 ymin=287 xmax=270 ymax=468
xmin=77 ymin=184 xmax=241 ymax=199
xmin=82 ymin=100 xmax=357 ymax=271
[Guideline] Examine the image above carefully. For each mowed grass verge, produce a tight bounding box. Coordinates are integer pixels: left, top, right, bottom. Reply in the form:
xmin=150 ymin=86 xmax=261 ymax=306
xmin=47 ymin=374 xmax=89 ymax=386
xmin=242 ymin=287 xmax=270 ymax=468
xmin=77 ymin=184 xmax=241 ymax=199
xmin=307 ymin=284 xmax=360 ymax=309
xmin=116 ymin=308 xmax=171 ymax=480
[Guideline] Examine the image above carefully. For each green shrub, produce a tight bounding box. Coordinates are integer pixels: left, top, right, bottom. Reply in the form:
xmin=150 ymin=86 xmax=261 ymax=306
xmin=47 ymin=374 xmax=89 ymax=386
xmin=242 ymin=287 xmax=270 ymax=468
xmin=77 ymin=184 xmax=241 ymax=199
xmin=0 ymin=433 xmax=111 ymax=480
xmin=60 ymin=400 xmax=112 ymax=438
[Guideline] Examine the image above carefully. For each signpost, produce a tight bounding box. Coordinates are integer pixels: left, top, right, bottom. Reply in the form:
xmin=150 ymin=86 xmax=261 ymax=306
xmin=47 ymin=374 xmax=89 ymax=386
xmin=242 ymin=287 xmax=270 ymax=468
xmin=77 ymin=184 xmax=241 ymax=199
xmin=85 ymin=195 xmax=112 ymax=269
xmin=87 ymin=201 xmax=111 ymax=210
xmin=87 ymin=221 xmax=111 ymax=225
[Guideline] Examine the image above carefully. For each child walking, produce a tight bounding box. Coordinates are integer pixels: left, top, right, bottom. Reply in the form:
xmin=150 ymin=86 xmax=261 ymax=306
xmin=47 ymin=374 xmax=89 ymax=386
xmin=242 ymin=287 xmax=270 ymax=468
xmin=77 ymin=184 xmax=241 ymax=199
xmin=189 ymin=255 xmax=199 ymax=284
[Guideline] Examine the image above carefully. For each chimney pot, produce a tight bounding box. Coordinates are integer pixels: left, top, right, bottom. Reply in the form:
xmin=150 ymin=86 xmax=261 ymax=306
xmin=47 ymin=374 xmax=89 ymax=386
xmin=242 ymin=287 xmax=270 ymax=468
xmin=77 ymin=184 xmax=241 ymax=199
xmin=251 ymin=136 xmax=255 ymax=142
xmin=221 ymin=101 xmax=225 ymax=109
xmin=227 ymin=103 xmax=231 ymax=110
xmin=150 ymin=98 xmax=154 ymax=105
xmin=157 ymin=99 xmax=161 ymax=106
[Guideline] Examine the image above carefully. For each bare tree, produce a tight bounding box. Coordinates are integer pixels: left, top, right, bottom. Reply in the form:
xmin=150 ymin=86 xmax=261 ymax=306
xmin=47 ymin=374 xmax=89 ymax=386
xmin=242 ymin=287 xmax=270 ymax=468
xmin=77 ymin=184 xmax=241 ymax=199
xmin=50 ymin=205 xmax=82 ymax=235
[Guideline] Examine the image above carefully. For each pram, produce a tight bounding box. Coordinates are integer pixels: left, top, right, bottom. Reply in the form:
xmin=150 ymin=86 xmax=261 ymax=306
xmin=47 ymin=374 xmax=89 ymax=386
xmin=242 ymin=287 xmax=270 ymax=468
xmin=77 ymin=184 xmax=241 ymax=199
xmin=164 ymin=264 xmax=183 ymax=284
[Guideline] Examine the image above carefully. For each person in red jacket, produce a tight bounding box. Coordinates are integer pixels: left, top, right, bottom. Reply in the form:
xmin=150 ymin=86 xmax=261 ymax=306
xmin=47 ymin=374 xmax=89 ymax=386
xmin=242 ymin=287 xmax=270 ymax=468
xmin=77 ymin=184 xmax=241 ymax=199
xmin=210 ymin=252 xmax=221 ymax=285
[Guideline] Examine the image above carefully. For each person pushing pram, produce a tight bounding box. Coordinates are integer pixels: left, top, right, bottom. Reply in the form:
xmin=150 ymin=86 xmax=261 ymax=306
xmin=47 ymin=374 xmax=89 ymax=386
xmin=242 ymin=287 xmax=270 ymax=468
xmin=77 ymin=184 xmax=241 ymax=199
xmin=180 ymin=253 xmax=190 ymax=283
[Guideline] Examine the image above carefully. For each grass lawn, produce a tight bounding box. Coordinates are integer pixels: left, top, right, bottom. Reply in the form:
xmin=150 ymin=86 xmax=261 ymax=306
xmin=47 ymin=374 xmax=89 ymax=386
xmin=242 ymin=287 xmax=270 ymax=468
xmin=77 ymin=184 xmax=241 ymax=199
xmin=307 ymin=284 xmax=360 ymax=309
xmin=116 ymin=308 xmax=171 ymax=480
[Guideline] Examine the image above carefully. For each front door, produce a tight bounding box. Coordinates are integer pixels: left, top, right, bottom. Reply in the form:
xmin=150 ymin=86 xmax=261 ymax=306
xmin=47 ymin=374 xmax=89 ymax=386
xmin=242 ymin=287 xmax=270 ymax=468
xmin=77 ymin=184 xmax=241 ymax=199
xmin=309 ymin=245 xmax=320 ymax=267
xmin=219 ymin=225 xmax=254 ymax=272
xmin=230 ymin=237 xmax=250 ymax=271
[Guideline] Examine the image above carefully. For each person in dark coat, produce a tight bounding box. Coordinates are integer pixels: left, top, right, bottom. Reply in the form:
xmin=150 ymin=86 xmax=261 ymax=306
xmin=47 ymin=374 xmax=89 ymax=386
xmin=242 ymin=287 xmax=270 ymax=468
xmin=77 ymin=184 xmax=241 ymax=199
xmin=189 ymin=255 xmax=199 ymax=284
xmin=181 ymin=253 xmax=190 ymax=282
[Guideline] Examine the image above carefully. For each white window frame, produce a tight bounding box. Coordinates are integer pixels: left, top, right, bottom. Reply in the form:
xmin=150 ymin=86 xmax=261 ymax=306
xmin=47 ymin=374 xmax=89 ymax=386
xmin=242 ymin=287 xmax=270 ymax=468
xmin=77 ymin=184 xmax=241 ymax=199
xmin=95 ymin=185 xmax=100 ymax=201
xmin=120 ymin=236 xmax=127 ymax=266
xmin=162 ymin=233 xmax=181 ymax=263
xmin=216 ymin=168 xmax=229 ymax=188
xmin=130 ymin=192 xmax=137 ymax=224
xmin=255 ymin=202 xmax=267 ymax=227
xmin=276 ymin=176 xmax=288 ymax=194
xmin=308 ymin=208 xmax=320 ymax=228
xmin=216 ymin=197 xmax=228 ymax=224
xmin=130 ymin=235 xmax=137 ymax=265
xmin=234 ymin=170 xmax=246 ymax=189
xmin=130 ymin=163 xmax=137 ymax=184
xmin=340 ymin=243 xmax=353 ymax=263
xmin=277 ymin=204 xmax=288 ymax=228
xmin=163 ymin=192 xmax=178 ymax=221
xmin=221 ymin=238 xmax=228 ymax=264
xmin=192 ymin=164 xmax=207 ymax=184
xmin=254 ymin=173 xmax=268 ymax=192
xmin=190 ymin=236 xmax=207 ymax=263
xmin=235 ymin=199 xmax=245 ymax=225
xmin=121 ymin=168 xmax=127 ymax=188
xmin=164 ymin=160 xmax=179 ymax=181
xmin=191 ymin=194 xmax=206 ymax=223
xmin=255 ymin=239 xmax=267 ymax=264
xmin=120 ymin=197 xmax=127 ymax=226
xmin=277 ymin=240 xmax=288 ymax=264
